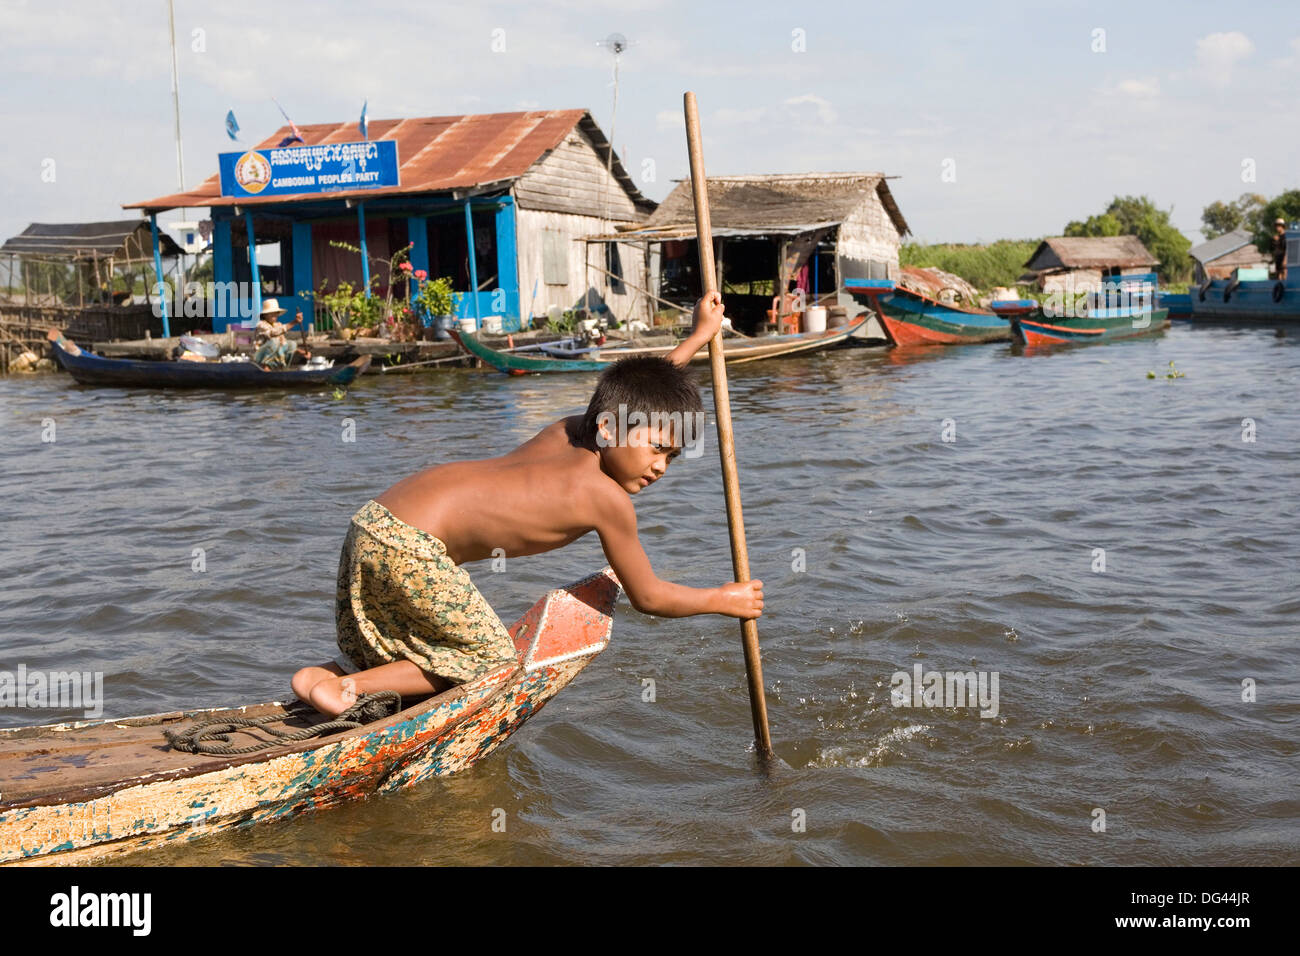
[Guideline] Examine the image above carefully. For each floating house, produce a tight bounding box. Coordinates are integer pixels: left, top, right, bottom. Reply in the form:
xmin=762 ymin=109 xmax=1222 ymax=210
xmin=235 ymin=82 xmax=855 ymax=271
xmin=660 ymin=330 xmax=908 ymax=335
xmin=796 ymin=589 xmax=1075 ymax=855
xmin=1188 ymin=229 xmax=1270 ymax=284
xmin=585 ymin=173 xmax=910 ymax=334
xmin=125 ymin=110 xmax=655 ymax=334
xmin=1 ymin=220 xmax=182 ymax=306
xmin=0 ymin=220 xmax=184 ymax=341
xmin=1020 ymin=236 xmax=1160 ymax=294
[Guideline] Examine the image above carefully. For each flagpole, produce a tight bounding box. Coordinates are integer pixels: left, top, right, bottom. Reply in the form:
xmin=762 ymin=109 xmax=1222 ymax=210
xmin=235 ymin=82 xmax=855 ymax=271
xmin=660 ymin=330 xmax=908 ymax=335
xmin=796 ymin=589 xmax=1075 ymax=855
xmin=167 ymin=0 xmax=186 ymax=328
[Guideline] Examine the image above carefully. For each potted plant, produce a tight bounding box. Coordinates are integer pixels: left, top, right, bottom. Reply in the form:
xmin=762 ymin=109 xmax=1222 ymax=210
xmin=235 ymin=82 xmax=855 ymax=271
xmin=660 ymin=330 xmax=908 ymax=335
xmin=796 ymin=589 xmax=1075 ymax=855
xmin=414 ymin=276 xmax=462 ymax=339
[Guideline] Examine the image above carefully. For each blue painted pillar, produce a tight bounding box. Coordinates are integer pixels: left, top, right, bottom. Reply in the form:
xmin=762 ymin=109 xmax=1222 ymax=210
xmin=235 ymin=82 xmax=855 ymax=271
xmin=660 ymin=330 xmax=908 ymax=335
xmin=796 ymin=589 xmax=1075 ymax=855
xmin=407 ymin=215 xmax=429 ymax=325
xmin=406 ymin=217 xmax=428 ymax=273
xmin=213 ymin=218 xmax=232 ymax=284
xmin=244 ymin=211 xmax=261 ymax=322
xmin=494 ymin=198 xmax=519 ymax=329
xmin=148 ymin=213 xmax=171 ymax=338
xmin=356 ymin=202 xmax=371 ymax=297
xmin=464 ymin=200 xmax=481 ymax=327
xmin=212 ymin=217 xmax=232 ymax=332
xmin=291 ymin=221 xmax=313 ymax=324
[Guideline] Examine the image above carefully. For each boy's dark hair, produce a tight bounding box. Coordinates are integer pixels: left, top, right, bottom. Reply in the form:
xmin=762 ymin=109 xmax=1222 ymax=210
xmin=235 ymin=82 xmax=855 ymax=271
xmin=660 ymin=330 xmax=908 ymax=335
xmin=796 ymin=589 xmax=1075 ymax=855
xmin=572 ymin=356 xmax=703 ymax=446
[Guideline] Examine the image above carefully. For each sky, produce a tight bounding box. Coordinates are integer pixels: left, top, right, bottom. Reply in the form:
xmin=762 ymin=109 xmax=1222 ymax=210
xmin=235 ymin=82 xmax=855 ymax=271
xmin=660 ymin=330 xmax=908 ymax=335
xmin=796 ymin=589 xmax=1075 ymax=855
xmin=1 ymin=0 xmax=1297 ymax=249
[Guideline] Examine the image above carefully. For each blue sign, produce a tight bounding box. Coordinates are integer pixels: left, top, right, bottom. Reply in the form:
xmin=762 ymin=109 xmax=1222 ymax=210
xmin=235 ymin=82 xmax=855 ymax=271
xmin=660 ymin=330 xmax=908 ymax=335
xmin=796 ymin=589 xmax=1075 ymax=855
xmin=217 ymin=140 xmax=400 ymax=198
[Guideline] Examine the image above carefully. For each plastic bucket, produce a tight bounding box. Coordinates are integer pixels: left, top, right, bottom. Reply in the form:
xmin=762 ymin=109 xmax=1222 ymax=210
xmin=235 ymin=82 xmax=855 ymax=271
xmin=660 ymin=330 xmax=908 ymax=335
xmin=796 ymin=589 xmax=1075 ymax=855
xmin=459 ymin=317 xmax=477 ymax=334
xmin=804 ymin=306 xmax=828 ymax=333
xmin=482 ymin=315 xmax=504 ymax=334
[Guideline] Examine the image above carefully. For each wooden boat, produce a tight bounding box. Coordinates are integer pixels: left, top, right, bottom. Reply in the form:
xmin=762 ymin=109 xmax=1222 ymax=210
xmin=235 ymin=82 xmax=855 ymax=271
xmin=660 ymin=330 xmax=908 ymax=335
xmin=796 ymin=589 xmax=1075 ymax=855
xmin=1183 ymin=227 xmax=1300 ymax=322
xmin=845 ymin=279 xmax=1014 ymax=345
xmin=1156 ymin=290 xmax=1193 ymax=319
xmin=450 ymin=314 xmax=869 ymax=374
xmin=0 ymin=568 xmax=619 ymax=865
xmin=47 ymin=330 xmax=371 ymax=388
xmin=999 ymin=273 xmax=1170 ymax=347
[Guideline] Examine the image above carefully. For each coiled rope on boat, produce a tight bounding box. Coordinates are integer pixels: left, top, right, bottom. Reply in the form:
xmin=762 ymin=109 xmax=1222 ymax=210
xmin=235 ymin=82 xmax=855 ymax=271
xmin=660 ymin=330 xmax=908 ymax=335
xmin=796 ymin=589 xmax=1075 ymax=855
xmin=162 ymin=691 xmax=403 ymax=756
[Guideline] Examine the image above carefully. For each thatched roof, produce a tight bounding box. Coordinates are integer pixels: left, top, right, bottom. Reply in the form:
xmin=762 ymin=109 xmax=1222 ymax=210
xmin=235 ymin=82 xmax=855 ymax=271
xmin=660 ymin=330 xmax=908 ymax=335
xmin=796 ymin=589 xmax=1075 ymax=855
xmin=1024 ymin=236 xmax=1158 ymax=273
xmin=0 ymin=220 xmax=182 ymax=261
xmin=598 ymin=173 xmax=909 ymax=241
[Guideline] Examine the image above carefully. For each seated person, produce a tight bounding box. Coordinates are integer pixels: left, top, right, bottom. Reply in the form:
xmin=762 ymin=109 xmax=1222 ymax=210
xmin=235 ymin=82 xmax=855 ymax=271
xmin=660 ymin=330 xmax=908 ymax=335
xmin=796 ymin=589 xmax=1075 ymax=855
xmin=252 ymin=299 xmax=307 ymax=368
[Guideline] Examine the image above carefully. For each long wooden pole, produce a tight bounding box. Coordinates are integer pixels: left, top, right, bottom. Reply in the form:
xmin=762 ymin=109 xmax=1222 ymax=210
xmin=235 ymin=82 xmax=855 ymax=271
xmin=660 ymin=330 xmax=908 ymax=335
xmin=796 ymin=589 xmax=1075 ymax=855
xmin=683 ymin=91 xmax=774 ymax=760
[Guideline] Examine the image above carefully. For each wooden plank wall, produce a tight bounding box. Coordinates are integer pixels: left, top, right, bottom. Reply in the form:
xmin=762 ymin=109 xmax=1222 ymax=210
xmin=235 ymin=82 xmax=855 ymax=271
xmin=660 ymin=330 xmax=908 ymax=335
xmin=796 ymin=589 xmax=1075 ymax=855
xmin=513 ymin=126 xmax=651 ymax=325
xmin=515 ymin=208 xmax=650 ymax=325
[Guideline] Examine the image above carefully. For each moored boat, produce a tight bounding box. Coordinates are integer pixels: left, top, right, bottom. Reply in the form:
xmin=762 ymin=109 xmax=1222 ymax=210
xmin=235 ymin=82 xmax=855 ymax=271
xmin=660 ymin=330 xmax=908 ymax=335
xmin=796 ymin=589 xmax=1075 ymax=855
xmin=1184 ymin=227 xmax=1300 ymax=322
xmin=47 ymin=330 xmax=371 ymax=388
xmin=450 ymin=314 xmax=869 ymax=374
xmin=0 ymin=568 xmax=620 ymax=865
xmin=998 ymin=272 xmax=1169 ymax=347
xmin=845 ymin=278 xmax=1016 ymax=346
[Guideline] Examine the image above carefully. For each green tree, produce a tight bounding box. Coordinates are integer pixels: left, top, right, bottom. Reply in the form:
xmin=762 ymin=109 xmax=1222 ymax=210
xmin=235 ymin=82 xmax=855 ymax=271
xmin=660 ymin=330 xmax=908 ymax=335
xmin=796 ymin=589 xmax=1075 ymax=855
xmin=898 ymin=239 xmax=1041 ymax=291
xmin=1065 ymin=213 xmax=1121 ymax=237
xmin=1064 ymin=195 xmax=1191 ymax=282
xmin=1253 ymin=189 xmax=1300 ymax=253
xmin=1201 ymin=192 xmax=1266 ymax=239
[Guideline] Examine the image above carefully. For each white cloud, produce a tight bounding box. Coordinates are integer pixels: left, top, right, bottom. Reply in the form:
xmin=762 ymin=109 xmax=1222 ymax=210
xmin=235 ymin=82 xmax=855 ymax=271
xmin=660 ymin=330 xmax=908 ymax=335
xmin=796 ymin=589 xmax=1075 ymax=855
xmin=782 ymin=93 xmax=838 ymax=125
xmin=1116 ymin=77 xmax=1160 ymax=98
xmin=1195 ymin=31 xmax=1254 ymax=87
xmin=655 ymin=109 xmax=683 ymax=132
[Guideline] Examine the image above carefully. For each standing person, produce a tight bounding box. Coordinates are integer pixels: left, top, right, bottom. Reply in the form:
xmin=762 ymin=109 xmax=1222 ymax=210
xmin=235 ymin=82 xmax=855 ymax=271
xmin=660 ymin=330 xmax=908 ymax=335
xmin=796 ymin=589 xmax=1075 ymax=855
xmin=1271 ymin=218 xmax=1288 ymax=282
xmin=253 ymin=299 xmax=305 ymax=368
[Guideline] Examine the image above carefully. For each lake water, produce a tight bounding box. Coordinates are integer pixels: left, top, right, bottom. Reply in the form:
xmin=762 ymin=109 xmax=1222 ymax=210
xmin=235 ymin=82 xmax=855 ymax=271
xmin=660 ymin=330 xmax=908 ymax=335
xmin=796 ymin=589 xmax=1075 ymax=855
xmin=1 ymin=322 xmax=1296 ymax=865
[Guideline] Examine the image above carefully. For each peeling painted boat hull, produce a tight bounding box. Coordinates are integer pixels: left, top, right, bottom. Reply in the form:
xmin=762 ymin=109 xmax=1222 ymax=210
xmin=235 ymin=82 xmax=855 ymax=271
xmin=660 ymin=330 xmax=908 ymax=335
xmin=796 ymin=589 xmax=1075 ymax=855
xmin=0 ymin=568 xmax=620 ymax=865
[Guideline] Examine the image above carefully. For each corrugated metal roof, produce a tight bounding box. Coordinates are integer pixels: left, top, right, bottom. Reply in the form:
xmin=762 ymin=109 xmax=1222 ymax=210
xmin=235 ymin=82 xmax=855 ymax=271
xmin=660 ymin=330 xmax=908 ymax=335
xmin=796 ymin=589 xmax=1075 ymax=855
xmin=616 ymin=173 xmax=909 ymax=240
xmin=125 ymin=109 xmax=653 ymax=213
xmin=0 ymin=220 xmax=182 ymax=259
xmin=1026 ymin=236 xmax=1159 ymax=270
xmin=1189 ymin=228 xmax=1254 ymax=264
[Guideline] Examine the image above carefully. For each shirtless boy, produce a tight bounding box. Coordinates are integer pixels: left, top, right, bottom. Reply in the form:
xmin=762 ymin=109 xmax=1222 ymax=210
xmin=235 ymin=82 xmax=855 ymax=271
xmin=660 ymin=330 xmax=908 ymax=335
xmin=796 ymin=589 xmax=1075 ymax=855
xmin=292 ymin=291 xmax=764 ymax=717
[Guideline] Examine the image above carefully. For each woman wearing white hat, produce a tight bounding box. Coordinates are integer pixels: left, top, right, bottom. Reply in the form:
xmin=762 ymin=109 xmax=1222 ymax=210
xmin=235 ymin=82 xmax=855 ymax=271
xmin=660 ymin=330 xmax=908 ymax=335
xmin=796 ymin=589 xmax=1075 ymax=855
xmin=253 ymin=299 xmax=305 ymax=368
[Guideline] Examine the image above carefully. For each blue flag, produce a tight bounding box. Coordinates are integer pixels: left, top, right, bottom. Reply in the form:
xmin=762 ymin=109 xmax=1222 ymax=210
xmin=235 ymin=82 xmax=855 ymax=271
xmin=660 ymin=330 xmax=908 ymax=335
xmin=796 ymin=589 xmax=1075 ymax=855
xmin=359 ymin=99 xmax=368 ymax=140
xmin=225 ymin=109 xmax=240 ymax=141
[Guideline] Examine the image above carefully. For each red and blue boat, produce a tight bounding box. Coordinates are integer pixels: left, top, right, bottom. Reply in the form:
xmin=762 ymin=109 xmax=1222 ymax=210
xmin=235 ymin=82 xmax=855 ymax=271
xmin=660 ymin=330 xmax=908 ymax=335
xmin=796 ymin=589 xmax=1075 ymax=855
xmin=845 ymin=278 xmax=1024 ymax=346
xmin=995 ymin=272 xmax=1169 ymax=347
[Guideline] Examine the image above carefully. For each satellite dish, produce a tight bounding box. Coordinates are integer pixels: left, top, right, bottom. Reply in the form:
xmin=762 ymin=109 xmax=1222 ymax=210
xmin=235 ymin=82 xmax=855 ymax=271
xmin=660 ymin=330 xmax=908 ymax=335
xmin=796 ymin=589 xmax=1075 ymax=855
xmin=603 ymin=33 xmax=628 ymax=55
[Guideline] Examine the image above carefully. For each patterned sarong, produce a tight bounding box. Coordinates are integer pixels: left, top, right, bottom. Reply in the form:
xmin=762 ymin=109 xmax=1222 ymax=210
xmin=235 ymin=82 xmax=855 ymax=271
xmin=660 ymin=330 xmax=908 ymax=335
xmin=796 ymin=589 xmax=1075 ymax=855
xmin=334 ymin=500 xmax=519 ymax=684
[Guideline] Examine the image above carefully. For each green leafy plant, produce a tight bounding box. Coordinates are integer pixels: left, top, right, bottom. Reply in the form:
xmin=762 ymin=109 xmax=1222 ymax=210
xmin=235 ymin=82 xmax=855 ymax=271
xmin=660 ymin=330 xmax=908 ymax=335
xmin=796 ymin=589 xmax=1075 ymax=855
xmin=414 ymin=276 xmax=461 ymax=318
xmin=1148 ymin=360 xmax=1185 ymax=380
xmin=307 ymin=241 xmax=423 ymax=338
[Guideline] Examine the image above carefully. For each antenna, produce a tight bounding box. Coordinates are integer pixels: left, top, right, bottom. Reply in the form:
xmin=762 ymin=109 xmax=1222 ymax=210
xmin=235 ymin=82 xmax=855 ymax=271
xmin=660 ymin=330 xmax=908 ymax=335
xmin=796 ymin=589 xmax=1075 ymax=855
xmin=596 ymin=32 xmax=631 ymax=295
xmin=167 ymin=0 xmax=187 ymax=315
xmin=167 ymin=0 xmax=185 ymax=190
